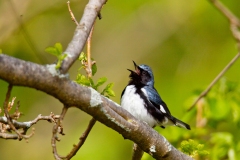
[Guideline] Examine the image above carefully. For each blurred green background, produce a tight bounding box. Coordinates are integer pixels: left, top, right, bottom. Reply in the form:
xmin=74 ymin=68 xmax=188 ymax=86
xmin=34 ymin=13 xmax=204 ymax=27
xmin=1 ymin=0 xmax=240 ymax=159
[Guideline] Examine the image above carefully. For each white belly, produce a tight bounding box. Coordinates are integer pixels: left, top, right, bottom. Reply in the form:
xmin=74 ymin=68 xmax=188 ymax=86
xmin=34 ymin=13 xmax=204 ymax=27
xmin=121 ymin=85 xmax=157 ymax=127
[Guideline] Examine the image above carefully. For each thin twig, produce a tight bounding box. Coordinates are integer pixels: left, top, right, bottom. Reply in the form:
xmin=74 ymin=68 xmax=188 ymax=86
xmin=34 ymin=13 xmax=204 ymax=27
xmin=52 ymin=106 xmax=68 ymax=160
xmin=67 ymin=0 xmax=96 ymax=78
xmin=188 ymin=52 xmax=240 ymax=111
xmin=67 ymin=1 xmax=79 ymax=26
xmin=209 ymin=0 xmax=240 ymax=26
xmin=188 ymin=0 xmax=240 ymax=111
xmin=61 ymin=0 xmax=106 ymax=74
xmin=3 ymin=84 xmax=13 ymax=120
xmin=86 ymin=26 xmax=95 ymax=78
xmin=3 ymin=84 xmax=24 ymax=140
xmin=210 ymin=0 xmax=240 ymax=46
xmin=0 ymin=113 xmax=60 ymax=131
xmin=65 ymin=118 xmax=96 ymax=159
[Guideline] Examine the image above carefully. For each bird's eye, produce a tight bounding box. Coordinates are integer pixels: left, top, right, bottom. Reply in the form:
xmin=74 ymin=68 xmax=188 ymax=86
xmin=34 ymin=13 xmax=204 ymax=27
xmin=142 ymin=71 xmax=147 ymax=75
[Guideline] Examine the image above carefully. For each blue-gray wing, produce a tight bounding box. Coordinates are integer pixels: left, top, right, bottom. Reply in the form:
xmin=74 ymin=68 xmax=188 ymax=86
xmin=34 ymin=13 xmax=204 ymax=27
xmin=144 ymin=86 xmax=171 ymax=115
xmin=144 ymin=86 xmax=191 ymax=130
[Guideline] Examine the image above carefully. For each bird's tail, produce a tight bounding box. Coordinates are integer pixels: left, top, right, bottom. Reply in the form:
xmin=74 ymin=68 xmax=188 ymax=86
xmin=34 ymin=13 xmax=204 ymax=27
xmin=172 ymin=117 xmax=191 ymax=130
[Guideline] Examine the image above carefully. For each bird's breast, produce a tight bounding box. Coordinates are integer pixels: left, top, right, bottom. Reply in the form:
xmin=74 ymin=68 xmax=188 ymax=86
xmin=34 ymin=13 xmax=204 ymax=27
xmin=120 ymin=85 xmax=157 ymax=127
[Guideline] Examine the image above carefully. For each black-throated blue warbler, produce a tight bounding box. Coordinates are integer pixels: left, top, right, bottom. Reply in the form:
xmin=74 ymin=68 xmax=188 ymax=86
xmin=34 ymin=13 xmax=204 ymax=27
xmin=121 ymin=61 xmax=190 ymax=130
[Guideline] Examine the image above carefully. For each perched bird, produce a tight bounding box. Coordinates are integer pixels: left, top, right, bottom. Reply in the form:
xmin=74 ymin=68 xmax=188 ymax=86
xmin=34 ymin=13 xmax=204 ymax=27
xmin=121 ymin=61 xmax=190 ymax=130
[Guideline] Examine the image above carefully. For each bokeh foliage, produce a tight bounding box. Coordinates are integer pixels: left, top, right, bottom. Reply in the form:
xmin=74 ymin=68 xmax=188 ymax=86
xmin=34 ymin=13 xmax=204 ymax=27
xmin=1 ymin=0 xmax=240 ymax=159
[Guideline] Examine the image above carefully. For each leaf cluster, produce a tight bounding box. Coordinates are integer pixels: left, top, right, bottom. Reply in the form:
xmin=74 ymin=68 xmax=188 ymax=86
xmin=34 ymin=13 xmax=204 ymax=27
xmin=179 ymin=78 xmax=240 ymax=160
xmin=180 ymin=139 xmax=209 ymax=159
xmin=202 ymin=78 xmax=240 ymax=160
xmin=45 ymin=43 xmax=67 ymax=70
xmin=75 ymin=52 xmax=115 ymax=97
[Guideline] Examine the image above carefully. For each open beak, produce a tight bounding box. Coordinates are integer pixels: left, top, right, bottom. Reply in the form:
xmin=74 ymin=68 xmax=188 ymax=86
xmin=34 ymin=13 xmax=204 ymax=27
xmin=133 ymin=61 xmax=140 ymax=75
xmin=127 ymin=61 xmax=140 ymax=75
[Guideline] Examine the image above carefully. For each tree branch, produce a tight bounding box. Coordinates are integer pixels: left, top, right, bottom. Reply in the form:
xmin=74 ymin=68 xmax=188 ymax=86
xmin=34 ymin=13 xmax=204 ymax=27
xmin=0 ymin=94 xmax=60 ymax=140
xmin=60 ymin=0 xmax=106 ymax=74
xmin=0 ymin=113 xmax=60 ymax=131
xmin=132 ymin=143 xmax=144 ymax=160
xmin=0 ymin=54 xmax=192 ymax=159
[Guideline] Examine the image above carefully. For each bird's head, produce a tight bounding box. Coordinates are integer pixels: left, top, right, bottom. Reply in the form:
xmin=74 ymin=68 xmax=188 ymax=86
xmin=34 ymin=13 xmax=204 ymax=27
xmin=127 ymin=61 xmax=154 ymax=86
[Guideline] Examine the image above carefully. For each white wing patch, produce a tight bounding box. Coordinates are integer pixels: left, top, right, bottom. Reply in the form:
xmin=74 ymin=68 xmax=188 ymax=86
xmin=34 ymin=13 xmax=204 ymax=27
xmin=160 ymin=105 xmax=166 ymax=113
xmin=141 ymin=88 xmax=167 ymax=114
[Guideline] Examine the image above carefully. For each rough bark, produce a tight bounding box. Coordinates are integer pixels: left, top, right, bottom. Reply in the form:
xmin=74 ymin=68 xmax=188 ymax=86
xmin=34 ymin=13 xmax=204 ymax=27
xmin=0 ymin=54 xmax=192 ymax=160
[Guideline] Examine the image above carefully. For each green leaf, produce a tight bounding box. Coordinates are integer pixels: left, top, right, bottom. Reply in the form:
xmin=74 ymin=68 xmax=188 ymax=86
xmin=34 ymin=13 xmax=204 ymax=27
xmin=45 ymin=43 xmax=63 ymax=57
xmin=78 ymin=52 xmax=87 ymax=62
xmin=89 ymin=77 xmax=94 ymax=86
xmin=55 ymin=53 xmax=67 ymax=70
xmin=45 ymin=47 xmax=58 ymax=57
xmin=102 ymin=83 xmax=115 ymax=97
xmin=92 ymin=63 xmax=97 ymax=76
xmin=54 ymin=43 xmax=62 ymax=55
xmin=95 ymin=77 xmax=107 ymax=89
xmin=76 ymin=74 xmax=91 ymax=86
